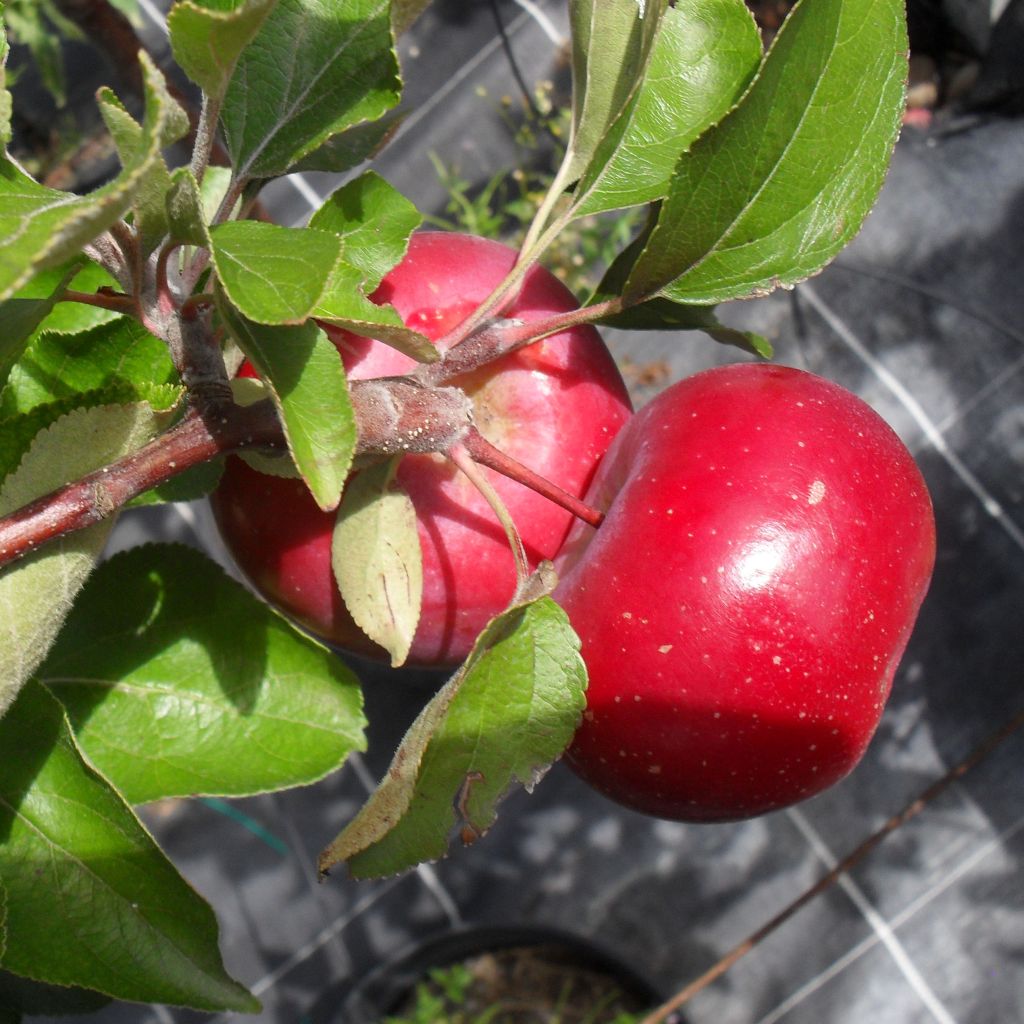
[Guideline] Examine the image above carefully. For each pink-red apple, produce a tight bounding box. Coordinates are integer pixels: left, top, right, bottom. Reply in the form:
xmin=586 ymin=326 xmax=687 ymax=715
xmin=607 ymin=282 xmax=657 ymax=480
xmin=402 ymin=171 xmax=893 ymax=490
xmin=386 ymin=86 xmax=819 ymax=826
xmin=555 ymin=363 xmax=935 ymax=821
xmin=211 ymin=232 xmax=632 ymax=665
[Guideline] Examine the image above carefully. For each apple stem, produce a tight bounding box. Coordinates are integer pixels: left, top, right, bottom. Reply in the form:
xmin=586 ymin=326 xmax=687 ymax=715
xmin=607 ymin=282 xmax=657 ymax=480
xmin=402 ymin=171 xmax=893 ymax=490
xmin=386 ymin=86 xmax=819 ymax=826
xmin=448 ymin=442 xmax=530 ymax=584
xmin=638 ymin=705 xmax=1024 ymax=1024
xmin=60 ymin=288 xmax=136 ymax=315
xmin=461 ymin=428 xmax=605 ymax=530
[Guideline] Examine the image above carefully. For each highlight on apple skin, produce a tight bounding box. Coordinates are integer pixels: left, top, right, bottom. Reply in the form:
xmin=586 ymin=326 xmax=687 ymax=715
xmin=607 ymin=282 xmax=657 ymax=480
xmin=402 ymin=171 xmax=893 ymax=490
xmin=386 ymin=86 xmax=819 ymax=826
xmin=555 ymin=363 xmax=936 ymax=822
xmin=210 ymin=232 xmax=633 ymax=666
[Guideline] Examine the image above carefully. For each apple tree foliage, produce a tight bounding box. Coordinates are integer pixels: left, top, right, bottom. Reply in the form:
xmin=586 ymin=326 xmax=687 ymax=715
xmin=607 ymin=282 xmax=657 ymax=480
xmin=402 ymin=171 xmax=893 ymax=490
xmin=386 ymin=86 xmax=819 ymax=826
xmin=0 ymin=0 xmax=907 ymax=1014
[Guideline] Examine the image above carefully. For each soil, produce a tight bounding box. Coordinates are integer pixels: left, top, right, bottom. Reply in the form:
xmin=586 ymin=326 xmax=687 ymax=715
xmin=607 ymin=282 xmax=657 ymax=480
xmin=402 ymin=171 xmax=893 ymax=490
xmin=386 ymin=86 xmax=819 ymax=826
xmin=387 ymin=943 xmax=656 ymax=1023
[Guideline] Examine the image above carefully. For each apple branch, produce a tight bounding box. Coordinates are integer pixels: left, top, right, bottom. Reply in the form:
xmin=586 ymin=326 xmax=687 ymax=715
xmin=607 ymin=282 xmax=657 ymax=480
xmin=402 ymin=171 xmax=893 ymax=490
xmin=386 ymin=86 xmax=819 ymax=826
xmin=0 ymin=380 xmax=475 ymax=571
xmin=0 ymin=399 xmax=282 ymax=570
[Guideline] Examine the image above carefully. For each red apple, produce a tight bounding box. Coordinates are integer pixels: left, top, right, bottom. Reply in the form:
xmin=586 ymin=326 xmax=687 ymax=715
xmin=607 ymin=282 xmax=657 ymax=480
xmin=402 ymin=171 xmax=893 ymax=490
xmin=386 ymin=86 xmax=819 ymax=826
xmin=555 ymin=363 xmax=935 ymax=821
xmin=211 ymin=232 xmax=633 ymax=665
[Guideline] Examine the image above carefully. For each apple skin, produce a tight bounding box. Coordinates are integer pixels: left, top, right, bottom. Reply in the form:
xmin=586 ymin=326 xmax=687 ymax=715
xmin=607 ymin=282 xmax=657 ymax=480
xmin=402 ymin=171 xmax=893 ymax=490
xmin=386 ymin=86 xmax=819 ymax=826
xmin=554 ymin=363 xmax=936 ymax=822
xmin=210 ymin=232 xmax=632 ymax=666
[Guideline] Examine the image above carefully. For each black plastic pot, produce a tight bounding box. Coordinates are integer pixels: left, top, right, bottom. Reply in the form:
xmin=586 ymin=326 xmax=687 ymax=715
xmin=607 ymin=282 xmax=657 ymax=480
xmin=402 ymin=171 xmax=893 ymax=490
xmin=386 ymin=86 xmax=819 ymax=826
xmin=327 ymin=924 xmax=671 ymax=1023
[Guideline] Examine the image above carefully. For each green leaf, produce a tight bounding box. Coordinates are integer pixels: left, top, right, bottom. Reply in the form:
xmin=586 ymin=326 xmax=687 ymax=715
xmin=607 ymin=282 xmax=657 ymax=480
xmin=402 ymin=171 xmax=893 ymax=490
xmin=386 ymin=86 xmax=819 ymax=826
xmin=571 ymin=0 xmax=761 ymax=217
xmin=210 ymin=221 xmax=340 ymax=324
xmin=561 ymin=0 xmax=667 ymax=185
xmin=289 ymin=109 xmax=401 ymax=174
xmin=0 ymin=317 xmax=177 ymax=417
xmin=220 ymin=0 xmax=401 ymax=181
xmin=309 ymin=171 xmax=421 ymax=290
xmin=312 ymin=258 xmax=437 ymax=364
xmin=96 ymin=86 xmax=175 ymax=255
xmin=168 ymin=0 xmax=277 ymax=100
xmin=0 ymin=402 xmax=172 ymax=716
xmin=319 ymin=572 xmax=587 ymax=879
xmin=332 ymin=458 xmax=422 ymax=668
xmin=166 ymin=166 xmax=212 ymax=247
xmin=41 ymin=544 xmax=365 ymax=802
xmin=0 ymin=383 xmax=183 ymax=485
xmin=306 ymin=173 xmax=430 ymax=360
xmin=0 ymin=52 xmax=187 ymax=301
xmin=12 ymin=261 xmax=123 ymax=336
xmin=624 ymin=0 xmax=908 ymax=305
xmin=0 ymin=264 xmax=77 ymax=391
xmin=596 ymin=297 xmax=771 ymax=357
xmin=0 ymin=681 xmax=259 ymax=1011
xmin=216 ymin=294 xmax=355 ymax=510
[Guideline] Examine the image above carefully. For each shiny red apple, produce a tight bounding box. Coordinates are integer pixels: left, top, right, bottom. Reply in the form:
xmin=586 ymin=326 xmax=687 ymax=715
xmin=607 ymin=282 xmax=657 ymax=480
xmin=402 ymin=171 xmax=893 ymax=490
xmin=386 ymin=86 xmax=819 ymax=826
xmin=555 ymin=363 xmax=935 ymax=821
xmin=211 ymin=232 xmax=632 ymax=665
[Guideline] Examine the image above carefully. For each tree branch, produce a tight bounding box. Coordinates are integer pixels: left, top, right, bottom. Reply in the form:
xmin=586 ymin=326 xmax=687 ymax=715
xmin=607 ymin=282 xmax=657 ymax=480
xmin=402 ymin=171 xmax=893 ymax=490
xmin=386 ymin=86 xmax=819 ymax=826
xmin=0 ymin=380 xmax=476 ymax=571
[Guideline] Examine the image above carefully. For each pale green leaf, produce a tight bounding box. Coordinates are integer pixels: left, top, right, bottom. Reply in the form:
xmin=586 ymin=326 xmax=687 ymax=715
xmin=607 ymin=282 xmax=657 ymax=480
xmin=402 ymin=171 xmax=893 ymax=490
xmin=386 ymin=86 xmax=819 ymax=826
xmin=210 ymin=220 xmax=340 ymax=324
xmin=169 ymin=0 xmax=277 ymax=100
xmin=0 ymin=52 xmax=187 ymax=301
xmin=42 ymin=544 xmax=366 ymax=802
xmin=216 ymin=294 xmax=354 ymax=510
xmin=0 ymin=402 xmax=172 ymax=716
xmin=220 ymin=0 xmax=401 ymax=180
xmin=332 ymin=458 xmax=422 ymax=667
xmin=11 ymin=261 xmax=123 ymax=336
xmin=391 ymin=0 xmax=430 ymax=35
xmin=320 ymin=573 xmax=587 ymax=878
xmin=96 ymin=86 xmax=174 ymax=255
xmin=1 ymin=19 xmax=12 ymax=146
xmin=0 ymin=681 xmax=259 ymax=1011
xmin=166 ymin=165 xmax=212 ymax=247
xmin=0 ymin=383 xmax=183 ymax=485
xmin=572 ymin=0 xmax=761 ymax=216
xmin=625 ymin=0 xmax=908 ymax=304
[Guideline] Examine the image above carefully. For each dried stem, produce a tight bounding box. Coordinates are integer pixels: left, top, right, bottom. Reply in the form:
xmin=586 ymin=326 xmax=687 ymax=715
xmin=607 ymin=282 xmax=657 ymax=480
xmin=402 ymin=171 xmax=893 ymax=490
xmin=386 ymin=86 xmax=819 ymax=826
xmin=448 ymin=442 xmax=530 ymax=583
xmin=639 ymin=706 xmax=1024 ymax=1024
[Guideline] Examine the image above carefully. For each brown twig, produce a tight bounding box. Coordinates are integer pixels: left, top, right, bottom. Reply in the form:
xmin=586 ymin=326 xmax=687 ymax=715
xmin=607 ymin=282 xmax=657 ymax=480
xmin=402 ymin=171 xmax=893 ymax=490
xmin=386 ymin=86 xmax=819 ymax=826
xmin=639 ymin=706 xmax=1024 ymax=1024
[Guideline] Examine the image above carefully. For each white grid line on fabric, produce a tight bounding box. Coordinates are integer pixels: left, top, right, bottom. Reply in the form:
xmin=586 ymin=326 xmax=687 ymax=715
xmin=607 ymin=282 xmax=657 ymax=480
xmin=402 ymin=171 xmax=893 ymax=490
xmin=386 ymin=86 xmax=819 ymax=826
xmin=786 ymin=807 xmax=958 ymax=1024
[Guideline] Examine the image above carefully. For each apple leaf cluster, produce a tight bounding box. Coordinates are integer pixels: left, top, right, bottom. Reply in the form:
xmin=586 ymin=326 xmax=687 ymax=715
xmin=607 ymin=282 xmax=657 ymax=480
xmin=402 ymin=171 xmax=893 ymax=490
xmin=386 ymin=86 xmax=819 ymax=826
xmin=0 ymin=0 xmax=913 ymax=1014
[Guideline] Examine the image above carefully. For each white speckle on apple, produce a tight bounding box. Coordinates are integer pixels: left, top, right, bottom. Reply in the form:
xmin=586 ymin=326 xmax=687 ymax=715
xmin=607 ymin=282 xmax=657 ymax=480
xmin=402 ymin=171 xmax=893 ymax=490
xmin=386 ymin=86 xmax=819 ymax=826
xmin=808 ymin=479 xmax=826 ymax=505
